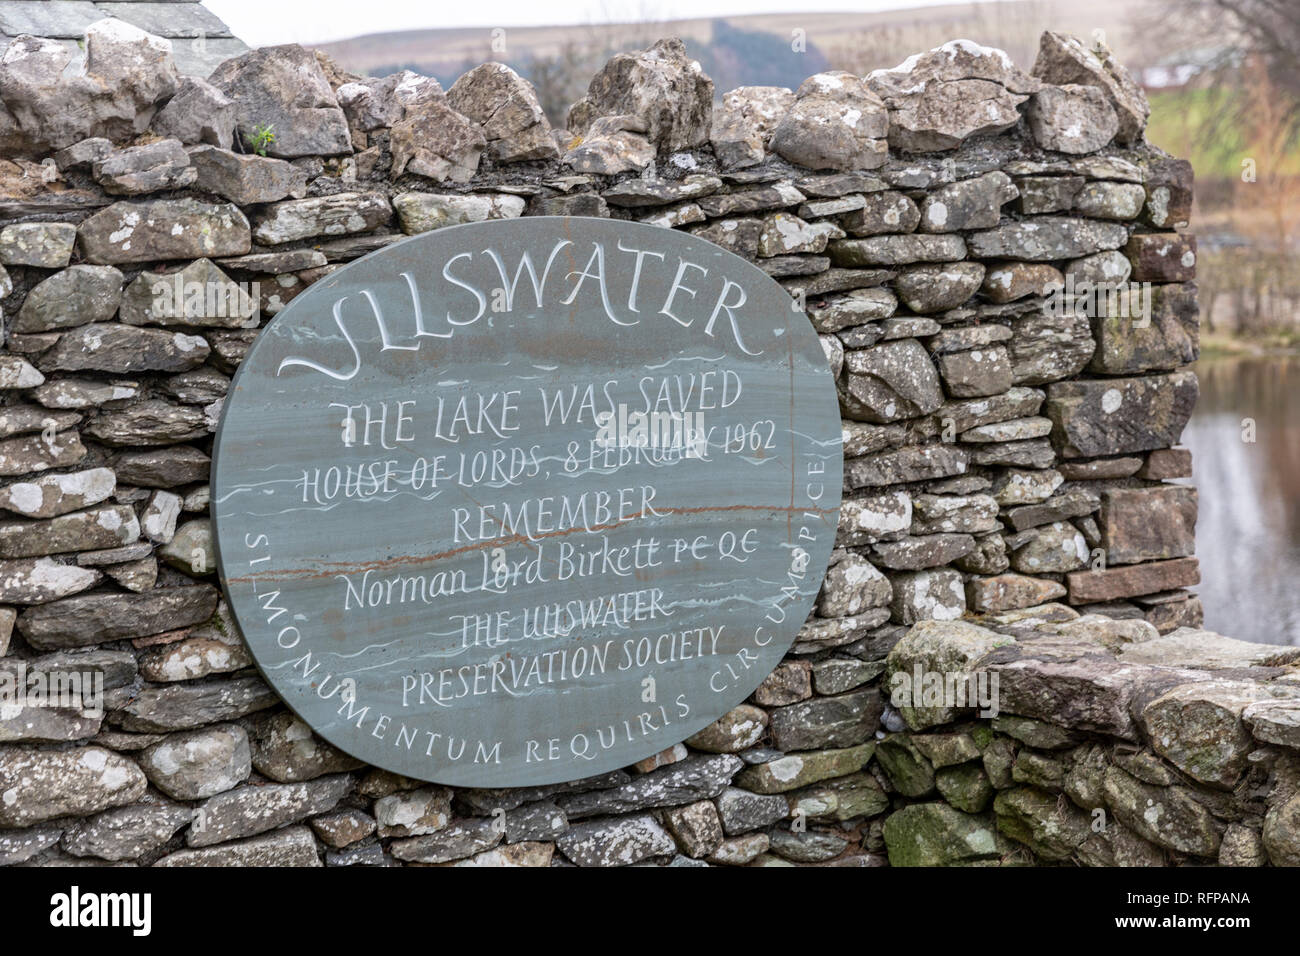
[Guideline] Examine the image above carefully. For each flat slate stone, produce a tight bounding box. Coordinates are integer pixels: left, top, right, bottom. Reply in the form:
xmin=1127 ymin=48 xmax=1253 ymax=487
xmin=603 ymin=174 xmax=722 ymax=207
xmin=39 ymin=324 xmax=210 ymax=374
xmin=0 ymin=693 xmax=103 ymax=743
xmin=967 ymin=573 xmax=1067 ymax=613
xmin=768 ymin=688 xmax=883 ymax=750
xmin=847 ymin=443 xmax=969 ymax=488
xmin=17 ymin=585 xmax=219 ymax=650
xmin=0 ymin=406 xmax=80 ymax=440
xmin=187 ymin=145 xmax=307 ymax=205
xmin=940 ymin=386 xmax=1044 ymax=433
xmin=113 ymin=446 xmax=212 ymax=487
xmin=1056 ymin=456 xmax=1143 ymax=480
xmin=0 ymin=222 xmax=76 ymax=267
xmin=155 ymin=825 xmax=321 ymax=867
xmin=733 ymin=743 xmax=874 ymax=793
xmin=795 ymin=172 xmax=889 ymax=197
xmin=1007 ymin=310 xmax=1095 ymax=386
xmin=1117 ymin=628 xmax=1300 ymax=669
xmin=697 ymin=183 xmax=805 ymax=217
xmin=0 ymin=746 xmax=147 ymax=828
xmin=1046 ymin=371 xmax=1198 ymax=458
xmin=0 ymin=557 xmax=101 ymax=604
xmin=0 ymin=503 xmax=139 ymax=559
xmin=392 ymin=192 xmax=525 ymax=234
xmin=556 ymin=813 xmax=675 ymax=867
xmin=218 ymin=249 xmax=328 ymax=273
xmin=829 ymin=234 xmax=966 ymax=266
xmin=782 ymin=267 xmax=894 ymax=298
xmin=1003 ymin=488 xmax=1100 ymax=531
xmin=967 ymin=217 xmax=1128 ymax=261
xmin=93 ymin=139 xmax=196 ymax=195
xmin=1066 ymin=557 xmax=1200 ymax=604
xmin=928 ymin=323 xmax=1013 ymax=355
xmin=555 ymin=755 xmax=742 ymax=819
xmin=253 ymin=192 xmax=392 ymax=244
xmin=1099 ymin=486 xmax=1197 ymax=565
xmin=83 ymin=400 xmax=209 ymax=446
xmin=872 ymin=533 xmax=976 ymax=570
xmin=14 ymin=265 xmax=124 ymax=334
xmin=110 ymin=675 xmax=279 ymax=733
xmin=1125 ymin=232 xmax=1196 ymax=282
xmin=32 ymin=378 xmax=142 ymax=410
xmin=0 ymin=467 xmax=116 ymax=519
xmin=390 ymin=819 xmax=503 ymax=864
xmin=78 ymin=199 xmax=251 ymax=264
xmin=187 ymin=774 xmax=353 ymax=847
xmin=909 ymin=493 xmax=999 ymax=535
xmin=62 ymin=802 xmax=194 ymax=862
xmin=0 ymin=434 xmax=85 ymax=478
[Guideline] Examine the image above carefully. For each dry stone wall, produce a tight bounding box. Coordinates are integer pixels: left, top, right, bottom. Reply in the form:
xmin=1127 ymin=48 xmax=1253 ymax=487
xmin=1 ymin=23 xmax=1298 ymax=868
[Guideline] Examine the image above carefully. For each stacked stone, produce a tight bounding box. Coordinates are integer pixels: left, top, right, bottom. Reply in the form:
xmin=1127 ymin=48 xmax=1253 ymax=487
xmin=874 ymin=614 xmax=1300 ymax=867
xmin=0 ymin=21 xmax=1266 ymax=867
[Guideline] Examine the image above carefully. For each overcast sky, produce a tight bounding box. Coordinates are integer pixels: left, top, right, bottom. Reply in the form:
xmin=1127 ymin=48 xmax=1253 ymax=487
xmin=205 ymin=0 xmax=962 ymax=47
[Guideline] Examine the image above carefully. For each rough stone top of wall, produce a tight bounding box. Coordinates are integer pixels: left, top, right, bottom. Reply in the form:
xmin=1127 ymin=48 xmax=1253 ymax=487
xmin=0 ymin=27 xmax=1154 ymax=170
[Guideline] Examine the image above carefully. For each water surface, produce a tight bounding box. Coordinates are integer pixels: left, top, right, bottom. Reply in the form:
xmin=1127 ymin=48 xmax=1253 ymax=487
xmin=1182 ymin=356 xmax=1300 ymax=644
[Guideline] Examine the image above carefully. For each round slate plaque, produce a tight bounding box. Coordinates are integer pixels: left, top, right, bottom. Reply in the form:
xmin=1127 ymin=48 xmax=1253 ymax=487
xmin=212 ymin=216 xmax=842 ymax=787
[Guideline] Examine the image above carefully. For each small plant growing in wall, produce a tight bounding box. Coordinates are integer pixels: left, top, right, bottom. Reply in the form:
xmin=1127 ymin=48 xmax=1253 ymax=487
xmin=249 ymin=123 xmax=277 ymax=157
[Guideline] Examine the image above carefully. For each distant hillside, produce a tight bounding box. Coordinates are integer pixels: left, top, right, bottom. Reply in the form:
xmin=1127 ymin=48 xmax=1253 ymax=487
xmin=315 ymin=0 xmax=1162 ymax=124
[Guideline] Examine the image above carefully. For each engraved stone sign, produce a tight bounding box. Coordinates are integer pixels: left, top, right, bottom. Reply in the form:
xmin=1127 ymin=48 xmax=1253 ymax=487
xmin=211 ymin=216 xmax=842 ymax=786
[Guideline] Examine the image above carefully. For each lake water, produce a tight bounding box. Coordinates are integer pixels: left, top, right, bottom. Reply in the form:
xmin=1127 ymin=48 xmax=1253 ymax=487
xmin=1181 ymin=356 xmax=1300 ymax=645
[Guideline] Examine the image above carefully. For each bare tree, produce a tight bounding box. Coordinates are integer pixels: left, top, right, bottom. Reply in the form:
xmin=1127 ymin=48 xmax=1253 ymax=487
xmin=1149 ymin=0 xmax=1300 ymax=131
